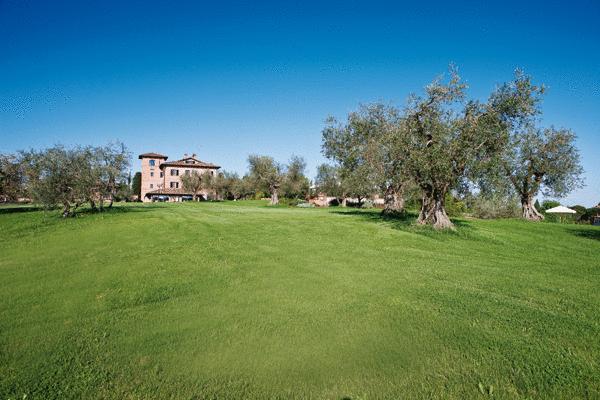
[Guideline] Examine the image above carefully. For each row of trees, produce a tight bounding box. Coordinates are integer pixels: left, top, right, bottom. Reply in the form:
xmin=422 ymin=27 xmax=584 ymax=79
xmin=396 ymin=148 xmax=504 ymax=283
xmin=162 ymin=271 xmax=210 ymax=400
xmin=0 ymin=143 xmax=131 ymax=216
xmin=319 ymin=68 xmax=584 ymax=229
xmin=179 ymin=155 xmax=311 ymax=204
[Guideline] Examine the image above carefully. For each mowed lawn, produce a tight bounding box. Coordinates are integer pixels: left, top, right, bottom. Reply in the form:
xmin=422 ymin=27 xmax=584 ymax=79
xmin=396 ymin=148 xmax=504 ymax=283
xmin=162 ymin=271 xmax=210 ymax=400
xmin=1 ymin=202 xmax=599 ymax=399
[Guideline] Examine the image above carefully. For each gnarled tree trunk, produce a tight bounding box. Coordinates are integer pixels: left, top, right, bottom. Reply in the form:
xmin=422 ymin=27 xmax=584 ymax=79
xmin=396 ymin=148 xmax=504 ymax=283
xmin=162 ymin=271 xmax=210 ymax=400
xmin=270 ymin=186 xmax=279 ymax=205
xmin=521 ymin=196 xmax=544 ymax=221
xmin=417 ymin=186 xmax=453 ymax=229
xmin=62 ymin=201 xmax=71 ymax=218
xmin=382 ymin=184 xmax=405 ymax=215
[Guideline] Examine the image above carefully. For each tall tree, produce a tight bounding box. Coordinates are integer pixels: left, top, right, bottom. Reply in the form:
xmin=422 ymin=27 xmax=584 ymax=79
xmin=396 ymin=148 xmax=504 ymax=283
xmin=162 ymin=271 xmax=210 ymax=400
xmin=486 ymin=72 xmax=584 ymax=220
xmin=401 ymin=68 xmax=538 ymax=229
xmin=247 ymin=155 xmax=283 ymax=205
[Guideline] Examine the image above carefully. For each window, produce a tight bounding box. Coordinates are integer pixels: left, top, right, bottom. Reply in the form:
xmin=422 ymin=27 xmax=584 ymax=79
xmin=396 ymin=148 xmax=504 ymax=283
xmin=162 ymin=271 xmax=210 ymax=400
xmin=150 ymin=184 xmax=153 ymax=188
xmin=185 ymin=170 xmax=190 ymax=176
xmin=150 ymin=172 xmax=154 ymax=177
xmin=170 ymin=169 xmax=179 ymax=176
xmin=160 ymin=172 xmax=164 ymax=178
xmin=211 ymin=170 xmax=214 ymax=176
xmin=170 ymin=182 xmax=179 ymax=189
xmin=149 ymin=160 xmax=155 ymax=167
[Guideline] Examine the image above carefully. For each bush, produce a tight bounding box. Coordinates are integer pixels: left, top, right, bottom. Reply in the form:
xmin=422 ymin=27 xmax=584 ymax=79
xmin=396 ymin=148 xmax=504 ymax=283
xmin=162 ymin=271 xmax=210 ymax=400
xmin=541 ymin=200 xmax=560 ymax=211
xmin=361 ymin=199 xmax=374 ymax=209
xmin=445 ymin=194 xmax=467 ymax=217
xmin=470 ymin=195 xmax=521 ymax=219
xmin=278 ymin=198 xmax=304 ymax=207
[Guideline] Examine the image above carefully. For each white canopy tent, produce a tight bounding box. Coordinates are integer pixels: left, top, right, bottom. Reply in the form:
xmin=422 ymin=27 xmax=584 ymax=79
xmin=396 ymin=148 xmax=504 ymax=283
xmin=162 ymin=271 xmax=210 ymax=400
xmin=545 ymin=205 xmax=577 ymax=223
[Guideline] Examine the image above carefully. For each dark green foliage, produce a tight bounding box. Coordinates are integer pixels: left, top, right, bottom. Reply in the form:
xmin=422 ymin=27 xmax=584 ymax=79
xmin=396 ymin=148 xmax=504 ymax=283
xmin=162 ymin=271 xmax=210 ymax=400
xmin=132 ymin=172 xmax=142 ymax=199
xmin=0 ymin=153 xmax=25 ymax=202
xmin=541 ymin=200 xmax=561 ymax=210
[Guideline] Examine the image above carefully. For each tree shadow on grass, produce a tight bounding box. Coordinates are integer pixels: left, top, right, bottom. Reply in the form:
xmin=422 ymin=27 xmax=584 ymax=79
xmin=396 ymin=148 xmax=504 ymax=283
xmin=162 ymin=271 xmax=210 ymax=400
xmin=329 ymin=208 xmax=478 ymax=240
xmin=73 ymin=203 xmax=165 ymax=216
xmin=0 ymin=205 xmax=45 ymax=214
xmin=572 ymin=228 xmax=600 ymax=241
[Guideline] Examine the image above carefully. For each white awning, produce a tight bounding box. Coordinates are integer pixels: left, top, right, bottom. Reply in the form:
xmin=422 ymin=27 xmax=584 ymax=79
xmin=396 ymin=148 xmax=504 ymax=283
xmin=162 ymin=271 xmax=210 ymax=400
xmin=545 ymin=205 xmax=577 ymax=214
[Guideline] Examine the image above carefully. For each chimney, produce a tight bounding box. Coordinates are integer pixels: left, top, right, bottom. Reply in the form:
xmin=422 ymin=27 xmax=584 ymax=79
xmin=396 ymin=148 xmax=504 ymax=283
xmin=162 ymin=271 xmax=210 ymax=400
xmin=184 ymin=153 xmax=188 ymax=158
xmin=192 ymin=153 xmax=197 ymax=158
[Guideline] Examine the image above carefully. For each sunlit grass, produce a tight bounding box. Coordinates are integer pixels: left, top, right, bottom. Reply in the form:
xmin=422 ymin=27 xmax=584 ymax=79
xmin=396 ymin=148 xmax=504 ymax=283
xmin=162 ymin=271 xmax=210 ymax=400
xmin=1 ymin=201 xmax=599 ymax=399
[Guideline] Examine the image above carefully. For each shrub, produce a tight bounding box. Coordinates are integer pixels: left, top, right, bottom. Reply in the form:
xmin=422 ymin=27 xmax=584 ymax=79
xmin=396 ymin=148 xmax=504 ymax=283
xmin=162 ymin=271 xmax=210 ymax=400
xmin=279 ymin=198 xmax=304 ymax=207
xmin=541 ymin=200 xmax=560 ymax=211
xmin=445 ymin=194 xmax=467 ymax=217
xmin=470 ymin=195 xmax=521 ymax=219
xmin=361 ymin=199 xmax=374 ymax=209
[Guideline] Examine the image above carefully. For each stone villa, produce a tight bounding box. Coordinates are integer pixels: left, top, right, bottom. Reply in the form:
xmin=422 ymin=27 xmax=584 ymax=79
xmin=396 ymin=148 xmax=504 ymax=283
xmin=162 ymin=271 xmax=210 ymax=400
xmin=139 ymin=152 xmax=221 ymax=202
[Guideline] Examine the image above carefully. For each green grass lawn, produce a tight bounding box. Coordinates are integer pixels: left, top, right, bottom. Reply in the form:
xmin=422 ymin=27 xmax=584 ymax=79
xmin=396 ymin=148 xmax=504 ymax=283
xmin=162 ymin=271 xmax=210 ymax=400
xmin=1 ymin=201 xmax=599 ymax=399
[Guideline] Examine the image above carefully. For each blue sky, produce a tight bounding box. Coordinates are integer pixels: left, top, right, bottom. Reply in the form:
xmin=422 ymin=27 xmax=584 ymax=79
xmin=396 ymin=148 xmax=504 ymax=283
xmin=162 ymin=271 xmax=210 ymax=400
xmin=1 ymin=0 xmax=598 ymax=206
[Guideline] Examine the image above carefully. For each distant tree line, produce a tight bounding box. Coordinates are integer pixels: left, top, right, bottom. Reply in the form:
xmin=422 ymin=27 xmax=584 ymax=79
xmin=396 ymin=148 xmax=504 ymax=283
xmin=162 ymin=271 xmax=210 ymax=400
xmin=204 ymin=155 xmax=310 ymax=205
xmin=318 ymin=67 xmax=585 ymax=229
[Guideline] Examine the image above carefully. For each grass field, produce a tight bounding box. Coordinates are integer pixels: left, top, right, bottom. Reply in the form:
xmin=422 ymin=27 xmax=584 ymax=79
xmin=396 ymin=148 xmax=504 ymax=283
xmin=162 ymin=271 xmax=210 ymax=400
xmin=1 ymin=201 xmax=599 ymax=399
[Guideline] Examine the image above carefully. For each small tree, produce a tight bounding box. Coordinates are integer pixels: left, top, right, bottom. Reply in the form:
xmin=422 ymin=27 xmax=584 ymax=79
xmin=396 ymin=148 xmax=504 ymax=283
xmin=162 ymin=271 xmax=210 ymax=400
xmin=247 ymin=155 xmax=283 ymax=205
xmin=322 ymin=103 xmax=406 ymax=213
xmin=98 ymin=142 xmax=130 ymax=208
xmin=21 ymin=146 xmax=81 ymax=217
xmin=314 ymin=163 xmax=343 ymax=199
xmin=180 ymin=171 xmax=207 ymax=201
xmin=132 ymin=172 xmax=142 ymax=200
xmin=502 ymin=127 xmax=583 ymax=221
xmin=282 ymin=155 xmax=310 ymax=199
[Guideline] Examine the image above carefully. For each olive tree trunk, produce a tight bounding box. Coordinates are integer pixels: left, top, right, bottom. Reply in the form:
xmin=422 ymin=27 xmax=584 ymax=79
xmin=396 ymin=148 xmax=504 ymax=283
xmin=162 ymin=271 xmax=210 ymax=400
xmin=417 ymin=186 xmax=453 ymax=229
xmin=521 ymin=196 xmax=544 ymax=221
xmin=270 ymin=187 xmax=279 ymax=205
xmin=382 ymin=184 xmax=405 ymax=215
xmin=61 ymin=201 xmax=71 ymax=218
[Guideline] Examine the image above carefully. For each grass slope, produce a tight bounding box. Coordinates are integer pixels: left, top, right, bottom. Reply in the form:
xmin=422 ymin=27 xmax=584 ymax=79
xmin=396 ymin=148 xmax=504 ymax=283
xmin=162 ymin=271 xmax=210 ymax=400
xmin=1 ymin=201 xmax=599 ymax=399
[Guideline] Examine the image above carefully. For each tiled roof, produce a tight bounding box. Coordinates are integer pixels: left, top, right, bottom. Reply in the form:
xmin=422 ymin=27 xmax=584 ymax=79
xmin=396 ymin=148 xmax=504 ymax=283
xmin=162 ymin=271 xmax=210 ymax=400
xmin=138 ymin=152 xmax=168 ymax=159
xmin=159 ymin=156 xmax=220 ymax=169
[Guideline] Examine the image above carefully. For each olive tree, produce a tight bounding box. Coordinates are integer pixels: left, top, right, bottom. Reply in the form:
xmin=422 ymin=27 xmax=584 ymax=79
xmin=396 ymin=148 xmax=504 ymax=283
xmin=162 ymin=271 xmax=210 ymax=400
xmin=21 ymin=146 xmax=82 ymax=217
xmin=282 ymin=155 xmax=310 ymax=199
xmin=401 ymin=68 xmax=537 ymax=229
xmin=247 ymin=155 xmax=283 ymax=205
xmin=503 ymin=126 xmax=583 ymax=220
xmin=0 ymin=153 xmax=25 ymax=202
xmin=322 ymin=103 xmax=405 ymax=212
xmin=180 ymin=171 xmax=209 ymax=201
xmin=314 ymin=163 xmax=343 ymax=199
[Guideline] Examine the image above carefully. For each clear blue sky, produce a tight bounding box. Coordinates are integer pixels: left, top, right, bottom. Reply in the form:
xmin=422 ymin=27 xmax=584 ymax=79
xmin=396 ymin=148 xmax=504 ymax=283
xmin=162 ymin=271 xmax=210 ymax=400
xmin=1 ymin=0 xmax=598 ymax=206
